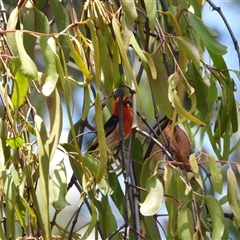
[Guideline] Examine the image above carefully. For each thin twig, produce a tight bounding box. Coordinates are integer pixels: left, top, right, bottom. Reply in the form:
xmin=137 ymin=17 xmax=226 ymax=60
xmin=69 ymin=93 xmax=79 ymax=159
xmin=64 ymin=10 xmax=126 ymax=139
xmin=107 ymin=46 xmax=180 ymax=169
xmin=136 ymin=127 xmax=175 ymax=162
xmin=206 ymin=0 xmax=240 ymax=69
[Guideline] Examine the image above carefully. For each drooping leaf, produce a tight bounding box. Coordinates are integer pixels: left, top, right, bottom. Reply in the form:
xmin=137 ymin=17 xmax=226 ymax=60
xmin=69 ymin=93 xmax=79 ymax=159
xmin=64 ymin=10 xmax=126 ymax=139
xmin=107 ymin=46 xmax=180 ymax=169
xmin=47 ymin=88 xmax=63 ymax=161
xmin=22 ymin=4 xmax=36 ymax=59
xmin=87 ymin=20 xmax=101 ymax=88
xmin=34 ymin=115 xmax=51 ymax=239
xmin=4 ymin=173 xmax=16 ymax=239
xmin=175 ymin=37 xmax=201 ymax=70
xmin=95 ymin=91 xmax=108 ymax=183
xmin=100 ymin=195 xmax=118 ymax=237
xmin=177 ymin=207 xmax=194 ymax=240
xmin=144 ymin=0 xmax=156 ymax=31
xmin=208 ymin=155 xmax=222 ymax=194
xmin=227 ymin=167 xmax=240 ymax=227
xmin=188 ymin=13 xmax=227 ymax=55
xmin=81 ymin=199 xmax=98 ymax=239
xmin=189 ymin=154 xmax=203 ymax=190
xmin=112 ymin=18 xmax=139 ymax=92
xmin=164 ymin=166 xmax=178 ymax=239
xmin=149 ymin=51 xmax=173 ymax=118
xmin=50 ymin=0 xmax=70 ymax=61
xmin=168 ymin=73 xmax=206 ymax=125
xmin=185 ymin=63 xmax=209 ymax=117
xmin=6 ymin=7 xmax=18 ymax=55
xmin=49 ymin=161 xmax=70 ymax=212
xmin=11 ymin=66 xmax=29 ymax=109
xmin=205 ymin=195 xmax=227 ymax=239
xmin=40 ymin=37 xmax=59 ymax=96
xmin=122 ymin=0 xmax=138 ymax=23
xmin=67 ymin=35 xmax=92 ymax=80
xmin=140 ymin=175 xmax=164 ymax=216
xmin=15 ymin=30 xmax=38 ymax=79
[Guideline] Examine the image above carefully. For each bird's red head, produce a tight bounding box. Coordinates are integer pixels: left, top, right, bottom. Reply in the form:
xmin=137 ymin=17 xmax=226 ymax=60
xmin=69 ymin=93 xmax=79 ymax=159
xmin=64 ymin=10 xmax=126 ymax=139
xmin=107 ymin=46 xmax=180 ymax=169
xmin=112 ymin=97 xmax=133 ymax=136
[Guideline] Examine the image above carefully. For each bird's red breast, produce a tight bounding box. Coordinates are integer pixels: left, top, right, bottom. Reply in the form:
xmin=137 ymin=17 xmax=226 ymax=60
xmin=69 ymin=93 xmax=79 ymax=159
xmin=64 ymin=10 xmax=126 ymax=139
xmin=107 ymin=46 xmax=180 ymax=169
xmin=88 ymin=96 xmax=133 ymax=151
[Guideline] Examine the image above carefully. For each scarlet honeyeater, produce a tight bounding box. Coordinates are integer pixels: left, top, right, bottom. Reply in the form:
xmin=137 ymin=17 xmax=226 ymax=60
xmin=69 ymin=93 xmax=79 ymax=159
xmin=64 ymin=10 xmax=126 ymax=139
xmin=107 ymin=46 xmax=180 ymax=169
xmin=88 ymin=97 xmax=133 ymax=151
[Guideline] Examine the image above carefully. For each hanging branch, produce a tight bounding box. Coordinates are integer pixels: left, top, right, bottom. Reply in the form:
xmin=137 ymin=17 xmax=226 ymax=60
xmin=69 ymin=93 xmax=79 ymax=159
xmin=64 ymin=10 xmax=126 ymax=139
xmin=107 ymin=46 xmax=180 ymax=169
xmin=206 ymin=0 xmax=240 ymax=68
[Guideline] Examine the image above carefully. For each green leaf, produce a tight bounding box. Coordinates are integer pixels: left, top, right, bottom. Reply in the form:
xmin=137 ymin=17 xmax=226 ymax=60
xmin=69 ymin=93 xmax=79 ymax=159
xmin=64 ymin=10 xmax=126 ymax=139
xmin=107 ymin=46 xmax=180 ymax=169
xmin=208 ymin=155 xmax=222 ymax=194
xmin=175 ymin=37 xmax=201 ymax=70
xmin=130 ymin=35 xmax=157 ymax=79
xmin=122 ymin=0 xmax=138 ymax=23
xmin=100 ymin=195 xmax=118 ymax=237
xmin=22 ymin=5 xmax=36 ymax=59
xmin=34 ymin=115 xmax=51 ymax=239
xmin=176 ymin=173 xmax=193 ymax=204
xmin=81 ymin=199 xmax=98 ymax=239
xmin=40 ymin=37 xmax=59 ymax=96
xmin=50 ymin=0 xmax=70 ymax=61
xmin=47 ymin=88 xmax=63 ymax=161
xmin=35 ymin=7 xmax=50 ymax=33
xmin=209 ymin=53 xmax=238 ymax=138
xmin=15 ymin=31 xmax=38 ymax=79
xmin=81 ymin=87 xmax=91 ymax=121
xmin=168 ymin=73 xmax=206 ymax=125
xmin=95 ymin=91 xmax=108 ymax=183
xmin=83 ymin=154 xmax=112 ymax=194
xmin=188 ymin=13 xmax=227 ymax=55
xmin=148 ymin=52 xmax=173 ymax=118
xmin=6 ymin=137 xmax=24 ymax=149
xmin=164 ymin=166 xmax=178 ymax=238
xmin=140 ymin=175 xmax=163 ymax=216
xmin=163 ymin=11 xmax=182 ymax=36
xmin=227 ymin=167 xmax=240 ymax=227
xmin=4 ymin=174 xmax=16 ymax=239
xmin=14 ymin=195 xmax=28 ymax=232
xmin=49 ymin=161 xmax=70 ymax=211
xmin=205 ymin=195 xmax=226 ymax=240
xmin=144 ymin=0 xmax=156 ymax=31
xmin=98 ymin=32 xmax=114 ymax=94
xmin=112 ymin=18 xmax=139 ymax=93
xmin=177 ymin=207 xmax=194 ymax=240
xmin=186 ymin=63 xmax=209 ymax=117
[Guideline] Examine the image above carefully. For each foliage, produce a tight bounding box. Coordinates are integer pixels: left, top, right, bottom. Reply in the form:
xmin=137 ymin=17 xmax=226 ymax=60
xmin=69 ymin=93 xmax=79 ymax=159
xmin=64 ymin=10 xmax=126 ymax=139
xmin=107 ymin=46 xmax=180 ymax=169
xmin=0 ymin=0 xmax=240 ymax=239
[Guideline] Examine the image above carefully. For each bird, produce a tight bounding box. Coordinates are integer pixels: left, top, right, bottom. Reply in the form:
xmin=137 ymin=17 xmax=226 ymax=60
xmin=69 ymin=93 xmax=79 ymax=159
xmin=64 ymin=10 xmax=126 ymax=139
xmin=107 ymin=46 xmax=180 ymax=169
xmin=88 ymin=96 xmax=133 ymax=151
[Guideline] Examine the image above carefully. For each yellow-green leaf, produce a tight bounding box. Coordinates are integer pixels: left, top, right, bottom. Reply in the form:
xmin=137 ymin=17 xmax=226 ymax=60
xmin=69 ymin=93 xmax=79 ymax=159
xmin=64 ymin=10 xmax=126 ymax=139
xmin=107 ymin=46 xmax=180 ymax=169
xmin=140 ymin=175 xmax=163 ymax=216
xmin=208 ymin=155 xmax=222 ymax=194
xmin=122 ymin=0 xmax=138 ymax=23
xmin=227 ymin=167 xmax=240 ymax=227
xmin=95 ymin=91 xmax=108 ymax=182
xmin=205 ymin=195 xmax=227 ymax=239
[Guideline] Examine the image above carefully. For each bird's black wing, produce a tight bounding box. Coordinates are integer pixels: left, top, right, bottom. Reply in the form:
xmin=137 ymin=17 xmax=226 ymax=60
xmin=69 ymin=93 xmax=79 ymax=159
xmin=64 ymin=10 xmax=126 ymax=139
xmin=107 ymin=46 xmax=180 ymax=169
xmin=88 ymin=115 xmax=119 ymax=151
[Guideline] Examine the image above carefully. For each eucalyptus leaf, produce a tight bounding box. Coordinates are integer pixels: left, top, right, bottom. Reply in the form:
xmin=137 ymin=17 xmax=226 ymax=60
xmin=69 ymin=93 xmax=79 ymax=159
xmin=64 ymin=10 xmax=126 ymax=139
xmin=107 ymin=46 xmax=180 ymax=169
xmin=227 ymin=167 xmax=240 ymax=227
xmin=49 ymin=161 xmax=70 ymax=212
xmin=205 ymin=195 xmax=227 ymax=239
xmin=15 ymin=31 xmax=38 ymax=79
xmin=188 ymin=13 xmax=227 ymax=55
xmin=140 ymin=175 xmax=163 ymax=216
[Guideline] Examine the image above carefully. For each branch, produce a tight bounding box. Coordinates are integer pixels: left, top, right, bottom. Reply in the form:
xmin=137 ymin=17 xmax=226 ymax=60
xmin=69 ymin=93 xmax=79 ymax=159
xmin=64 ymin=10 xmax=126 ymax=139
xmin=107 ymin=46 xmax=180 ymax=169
xmin=206 ymin=0 xmax=240 ymax=68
